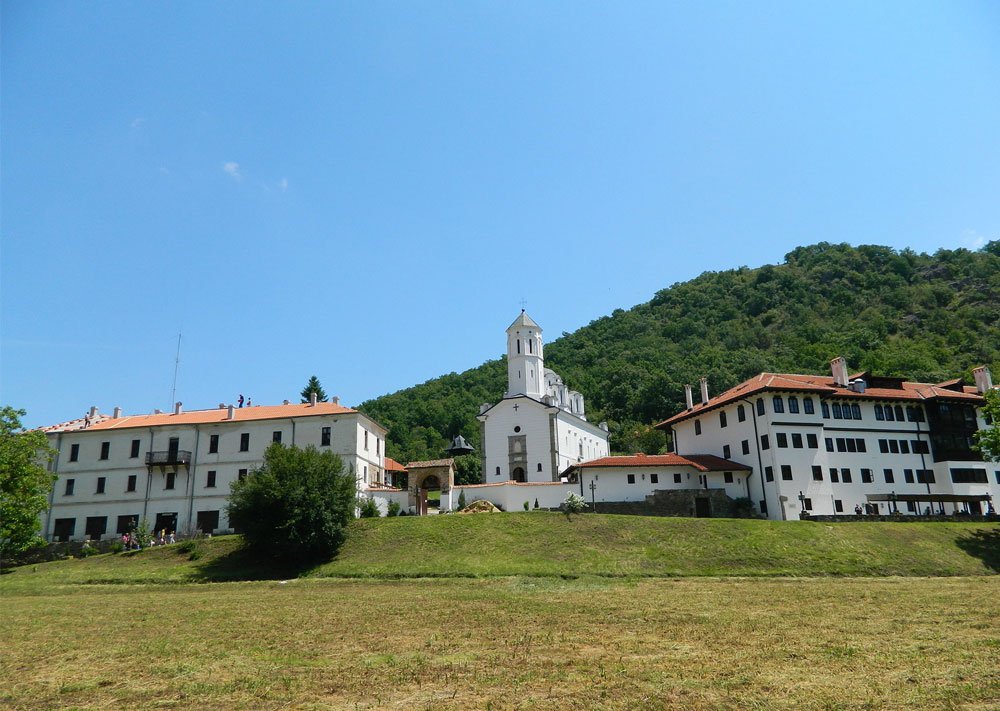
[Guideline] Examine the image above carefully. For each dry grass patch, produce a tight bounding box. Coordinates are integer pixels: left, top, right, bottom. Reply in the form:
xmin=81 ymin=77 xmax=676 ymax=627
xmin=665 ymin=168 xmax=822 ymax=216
xmin=2 ymin=576 xmax=998 ymax=709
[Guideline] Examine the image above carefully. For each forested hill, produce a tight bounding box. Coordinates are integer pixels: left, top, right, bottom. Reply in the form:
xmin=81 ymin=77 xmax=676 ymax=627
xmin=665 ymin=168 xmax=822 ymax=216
xmin=359 ymin=242 xmax=1000 ymax=464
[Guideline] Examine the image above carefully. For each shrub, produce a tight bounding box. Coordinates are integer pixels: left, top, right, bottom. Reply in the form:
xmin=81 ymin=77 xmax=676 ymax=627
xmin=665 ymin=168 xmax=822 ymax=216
xmin=458 ymin=490 xmax=467 ymax=509
xmin=387 ymin=501 xmax=401 ymax=517
xmin=109 ymin=540 xmax=125 ymax=554
xmin=534 ymin=498 xmax=539 ymax=509
xmin=78 ymin=541 xmax=99 ymax=557
xmin=562 ymin=492 xmax=586 ymax=518
xmin=523 ymin=500 xmax=530 ymax=511
xmin=359 ymin=497 xmax=380 ymax=518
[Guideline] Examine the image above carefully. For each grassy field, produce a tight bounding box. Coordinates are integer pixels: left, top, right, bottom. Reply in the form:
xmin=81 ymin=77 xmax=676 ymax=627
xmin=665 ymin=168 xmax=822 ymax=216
xmin=2 ymin=515 xmax=999 ymax=709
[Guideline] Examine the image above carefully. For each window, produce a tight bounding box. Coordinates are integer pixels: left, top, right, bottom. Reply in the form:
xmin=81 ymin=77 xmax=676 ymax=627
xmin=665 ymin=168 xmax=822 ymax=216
xmin=792 ymin=433 xmax=803 ymax=448
xmin=96 ymin=477 xmax=106 ymax=494
xmin=861 ymin=469 xmax=873 ymax=483
xmin=846 ymin=439 xmax=857 ymax=453
xmin=737 ymin=404 xmax=746 ymax=422
xmin=904 ymin=469 xmax=914 ymax=483
xmin=126 ymin=474 xmax=137 ymax=492
xmin=781 ymin=465 xmax=793 ymax=481
xmin=906 ymin=501 xmax=916 ymax=513
xmin=913 ymin=440 xmax=929 ymax=454
xmin=879 ymin=439 xmax=889 ymax=453
xmin=765 ymin=466 xmax=774 ymax=482
xmin=840 ymin=468 xmax=852 ymax=483
xmin=165 ymin=471 xmax=176 ymax=490
xmin=883 ymin=469 xmax=894 ymax=484
xmin=65 ymin=478 xmax=75 ymax=495
xmin=364 ymin=431 xmax=369 ymax=450
xmin=760 ymin=500 xmax=768 ymax=515
xmin=85 ymin=516 xmax=107 ymax=540
xmin=650 ymin=473 xmax=659 ymax=484
xmin=888 ymin=440 xmax=899 ymax=454
xmin=875 ymin=404 xmax=885 ymax=421
xmin=723 ymin=444 xmax=731 ymax=459
xmin=537 ymin=463 xmax=543 ymax=472
xmin=627 ymin=474 xmax=636 ymax=484
xmin=894 ymin=405 xmax=904 ymax=421
xmin=885 ymin=405 xmax=895 ymax=422
xmin=100 ymin=441 xmax=110 ymax=460
xmin=830 ymin=468 xmax=839 ymax=483
xmin=825 ymin=438 xmax=834 ymax=452
xmin=803 ymin=397 xmax=815 ymax=414
xmin=674 ymin=473 xmax=682 ymax=484
xmin=950 ymin=468 xmax=987 ymax=484
xmin=116 ymin=515 xmax=138 ymax=534
xmin=238 ymin=468 xmax=248 ymax=481
xmin=720 ymin=411 xmax=727 ymax=428
xmin=239 ymin=433 xmax=250 ymax=452
xmin=788 ymin=396 xmax=799 ymax=414
xmin=899 ymin=441 xmax=909 ymax=454
xmin=812 ymin=466 xmax=823 ymax=481
xmin=69 ymin=443 xmax=80 ymax=462
xmin=856 ymin=439 xmax=866 ymax=453
xmin=917 ymin=470 xmax=935 ymax=484
xmin=321 ymin=427 xmax=331 ymax=446
xmin=836 ymin=438 xmax=847 ymax=452
xmin=996 ymin=471 xmax=1000 ymax=485
xmin=695 ymin=420 xmax=702 ymax=435
xmin=908 ymin=406 xmax=925 ymax=423
xmin=724 ymin=471 xmax=734 ymax=484
xmin=130 ymin=439 xmax=141 ymax=458
xmin=209 ymin=434 xmax=219 ymax=454
xmin=496 ymin=466 xmax=501 ymax=476
xmin=772 ymin=396 xmax=784 ymax=413
xmin=832 ymin=403 xmax=843 ymax=419
xmin=756 ymin=399 xmax=765 ymax=416
xmin=206 ymin=470 xmax=217 ymax=488
xmin=742 ymin=439 xmax=750 ymax=455
xmin=821 ymin=402 xmax=830 ymax=418
xmin=761 ymin=435 xmax=769 ymax=450
xmin=807 ymin=433 xmax=818 ymax=449
xmin=834 ymin=500 xmax=844 ymax=513
xmin=803 ymin=497 xmax=813 ymax=511
xmin=197 ymin=510 xmax=220 ymax=535
xmin=272 ymin=430 xmax=282 ymax=444
xmin=851 ymin=404 xmax=862 ymax=420
xmin=777 ymin=432 xmax=788 ymax=448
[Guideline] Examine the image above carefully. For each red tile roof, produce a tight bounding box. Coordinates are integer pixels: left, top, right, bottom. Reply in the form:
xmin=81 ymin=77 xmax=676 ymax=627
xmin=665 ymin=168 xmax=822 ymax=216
xmin=39 ymin=414 xmax=111 ymax=433
xmin=75 ymin=402 xmax=359 ymax=431
xmin=384 ymin=457 xmax=407 ymax=472
xmin=656 ymin=371 xmax=985 ymax=428
xmin=572 ymin=453 xmax=751 ymax=472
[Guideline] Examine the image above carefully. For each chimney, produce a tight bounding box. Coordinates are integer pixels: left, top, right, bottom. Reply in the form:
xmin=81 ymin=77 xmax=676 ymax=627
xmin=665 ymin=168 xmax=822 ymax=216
xmin=154 ymin=409 xmax=162 ymax=415
xmin=227 ymin=405 xmax=235 ymax=420
xmin=174 ymin=402 xmax=183 ymax=415
xmin=89 ymin=406 xmax=98 ymax=419
xmin=599 ymin=421 xmax=609 ymax=432
xmin=973 ymin=365 xmax=993 ymax=394
xmin=283 ymin=399 xmax=290 ymax=405
xmin=219 ymin=403 xmax=226 ymax=409
xmin=830 ymin=356 xmax=849 ymax=387
xmin=480 ymin=403 xmax=492 ymax=415
xmin=331 ymin=396 xmax=340 ymax=405
xmin=113 ymin=406 xmax=122 ymax=419
xmin=684 ymin=384 xmax=694 ymax=410
xmin=309 ymin=392 xmax=318 ymax=406
xmin=699 ymin=377 xmax=709 ymax=406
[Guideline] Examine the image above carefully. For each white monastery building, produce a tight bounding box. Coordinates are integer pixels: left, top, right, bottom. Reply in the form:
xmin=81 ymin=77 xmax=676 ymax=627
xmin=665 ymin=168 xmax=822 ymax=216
xmin=657 ymin=360 xmax=998 ymax=520
xmin=40 ymin=396 xmax=387 ymax=541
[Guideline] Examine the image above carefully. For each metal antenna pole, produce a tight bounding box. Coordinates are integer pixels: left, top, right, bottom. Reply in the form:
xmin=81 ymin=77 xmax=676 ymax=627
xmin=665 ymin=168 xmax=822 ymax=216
xmin=170 ymin=333 xmax=182 ymax=405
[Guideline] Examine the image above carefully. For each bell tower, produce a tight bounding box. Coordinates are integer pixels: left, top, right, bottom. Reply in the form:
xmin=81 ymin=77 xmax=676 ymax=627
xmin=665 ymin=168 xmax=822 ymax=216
xmin=506 ymin=310 xmax=544 ymax=398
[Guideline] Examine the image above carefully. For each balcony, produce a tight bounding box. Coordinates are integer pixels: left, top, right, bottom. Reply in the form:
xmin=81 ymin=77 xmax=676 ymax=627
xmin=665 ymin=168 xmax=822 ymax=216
xmin=145 ymin=450 xmax=192 ymax=467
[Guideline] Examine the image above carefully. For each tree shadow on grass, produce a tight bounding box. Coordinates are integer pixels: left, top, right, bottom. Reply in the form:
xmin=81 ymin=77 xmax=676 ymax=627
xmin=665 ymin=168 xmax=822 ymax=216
xmin=190 ymin=544 xmax=320 ymax=582
xmin=955 ymin=528 xmax=1000 ymax=573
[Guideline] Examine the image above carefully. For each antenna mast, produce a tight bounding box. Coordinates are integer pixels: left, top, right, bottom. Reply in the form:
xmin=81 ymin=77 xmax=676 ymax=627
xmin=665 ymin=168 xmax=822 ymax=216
xmin=170 ymin=333 xmax=182 ymax=405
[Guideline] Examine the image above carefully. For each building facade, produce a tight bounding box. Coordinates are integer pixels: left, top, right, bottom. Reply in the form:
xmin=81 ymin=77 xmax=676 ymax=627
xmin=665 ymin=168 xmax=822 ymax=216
xmin=657 ymin=360 xmax=998 ymax=520
xmin=41 ymin=397 xmax=387 ymax=541
xmin=477 ymin=311 xmax=611 ymax=483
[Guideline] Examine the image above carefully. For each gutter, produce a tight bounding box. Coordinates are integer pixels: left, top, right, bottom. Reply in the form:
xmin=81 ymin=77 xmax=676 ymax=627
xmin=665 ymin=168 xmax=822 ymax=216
xmin=44 ymin=433 xmax=61 ymax=541
xmin=741 ymin=398 xmax=769 ymax=516
xmin=185 ymin=425 xmax=201 ymax=535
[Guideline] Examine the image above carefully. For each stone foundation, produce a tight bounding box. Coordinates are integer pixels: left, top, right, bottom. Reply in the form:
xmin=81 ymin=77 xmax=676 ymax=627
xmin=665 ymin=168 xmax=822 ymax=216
xmin=592 ymin=488 xmax=741 ymax=518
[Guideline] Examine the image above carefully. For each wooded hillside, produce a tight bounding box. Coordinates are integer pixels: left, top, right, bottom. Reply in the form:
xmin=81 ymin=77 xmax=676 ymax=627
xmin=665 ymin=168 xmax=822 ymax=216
xmin=359 ymin=242 xmax=1000 ymax=466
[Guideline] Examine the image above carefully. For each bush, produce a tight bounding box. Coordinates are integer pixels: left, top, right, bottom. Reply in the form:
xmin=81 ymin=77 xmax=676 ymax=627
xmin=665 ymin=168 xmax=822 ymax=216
xmin=387 ymin=501 xmax=401 ymax=517
xmin=226 ymin=444 xmax=356 ymax=563
xmin=534 ymin=498 xmax=539 ymax=509
xmin=458 ymin=490 xmax=466 ymax=509
xmin=562 ymin=492 xmax=586 ymax=518
xmin=523 ymin=501 xmax=530 ymax=511
xmin=109 ymin=540 xmax=125 ymax=554
xmin=78 ymin=541 xmax=99 ymax=557
xmin=359 ymin=498 xmax=380 ymax=518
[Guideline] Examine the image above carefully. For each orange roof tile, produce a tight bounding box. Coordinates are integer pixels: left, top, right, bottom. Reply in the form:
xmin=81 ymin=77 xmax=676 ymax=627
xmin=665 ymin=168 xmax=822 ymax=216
xmin=77 ymin=402 xmax=359 ymax=431
xmin=656 ymin=371 xmax=985 ymax=428
xmin=573 ymin=453 xmax=751 ymax=472
xmin=384 ymin=457 xmax=407 ymax=472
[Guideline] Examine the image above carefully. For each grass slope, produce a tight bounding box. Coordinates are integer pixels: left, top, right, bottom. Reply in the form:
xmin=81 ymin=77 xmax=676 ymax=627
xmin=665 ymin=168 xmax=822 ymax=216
xmin=2 ymin=515 xmax=997 ymax=591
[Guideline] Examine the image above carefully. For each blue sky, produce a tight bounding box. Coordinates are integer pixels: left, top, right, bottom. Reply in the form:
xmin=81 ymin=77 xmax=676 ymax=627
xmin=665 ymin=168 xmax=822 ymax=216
xmin=3 ymin=1 xmax=999 ymax=429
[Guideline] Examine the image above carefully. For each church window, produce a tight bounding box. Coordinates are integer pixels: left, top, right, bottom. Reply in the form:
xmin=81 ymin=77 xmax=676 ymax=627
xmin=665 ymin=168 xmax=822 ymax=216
xmin=537 ymin=463 xmax=542 ymax=472
xmin=695 ymin=420 xmax=702 ymax=435
xmin=528 ymin=339 xmax=533 ymax=354
xmin=514 ymin=426 xmax=521 ymax=433
xmin=496 ymin=467 xmax=501 ymax=476
xmin=517 ymin=340 xmax=520 ymax=354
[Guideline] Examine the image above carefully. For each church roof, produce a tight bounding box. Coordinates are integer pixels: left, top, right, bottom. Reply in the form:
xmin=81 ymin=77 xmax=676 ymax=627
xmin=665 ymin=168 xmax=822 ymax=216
xmin=507 ymin=310 xmax=541 ymax=331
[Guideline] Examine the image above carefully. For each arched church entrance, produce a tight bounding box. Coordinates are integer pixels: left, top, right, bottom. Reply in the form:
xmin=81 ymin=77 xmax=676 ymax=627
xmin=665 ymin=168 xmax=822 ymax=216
xmin=512 ymin=467 xmax=526 ymax=483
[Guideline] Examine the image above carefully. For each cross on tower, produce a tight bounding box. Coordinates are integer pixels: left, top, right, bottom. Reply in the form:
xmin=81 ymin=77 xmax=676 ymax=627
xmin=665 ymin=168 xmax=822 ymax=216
xmin=519 ymin=297 xmax=528 ymax=310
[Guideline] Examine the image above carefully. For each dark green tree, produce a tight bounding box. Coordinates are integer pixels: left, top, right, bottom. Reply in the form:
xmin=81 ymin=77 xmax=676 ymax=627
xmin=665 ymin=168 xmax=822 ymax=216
xmin=0 ymin=407 xmax=56 ymax=558
xmin=226 ymin=444 xmax=355 ymax=562
xmin=974 ymin=389 xmax=1000 ymax=461
xmin=300 ymin=376 xmax=328 ymax=403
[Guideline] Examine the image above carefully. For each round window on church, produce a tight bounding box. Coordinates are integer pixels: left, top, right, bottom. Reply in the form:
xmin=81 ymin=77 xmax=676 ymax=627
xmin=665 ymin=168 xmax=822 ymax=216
xmin=514 ymin=426 xmax=521 ymax=433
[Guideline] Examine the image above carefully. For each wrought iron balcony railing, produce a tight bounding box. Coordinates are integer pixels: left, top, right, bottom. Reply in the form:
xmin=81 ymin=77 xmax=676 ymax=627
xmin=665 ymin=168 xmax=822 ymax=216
xmin=145 ymin=450 xmax=192 ymax=467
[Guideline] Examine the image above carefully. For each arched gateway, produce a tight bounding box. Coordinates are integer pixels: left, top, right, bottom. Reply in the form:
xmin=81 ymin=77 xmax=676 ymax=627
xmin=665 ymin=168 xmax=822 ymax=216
xmin=406 ymin=459 xmax=455 ymax=515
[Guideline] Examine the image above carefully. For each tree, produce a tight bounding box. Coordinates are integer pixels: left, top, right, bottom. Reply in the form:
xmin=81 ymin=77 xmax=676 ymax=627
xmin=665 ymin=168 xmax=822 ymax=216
xmin=226 ymin=444 xmax=355 ymax=562
xmin=300 ymin=376 xmax=328 ymax=404
xmin=974 ymin=389 xmax=1000 ymax=461
xmin=0 ymin=407 xmax=56 ymax=558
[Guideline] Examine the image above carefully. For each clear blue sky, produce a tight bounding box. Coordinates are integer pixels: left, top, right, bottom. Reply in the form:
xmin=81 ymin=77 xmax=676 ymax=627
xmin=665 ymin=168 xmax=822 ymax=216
xmin=3 ymin=1 xmax=999 ymax=429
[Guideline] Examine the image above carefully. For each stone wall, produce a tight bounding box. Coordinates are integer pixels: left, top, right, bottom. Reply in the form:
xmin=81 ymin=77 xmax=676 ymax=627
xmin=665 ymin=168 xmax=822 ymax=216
xmin=801 ymin=513 xmax=998 ymax=523
xmin=591 ymin=488 xmax=741 ymax=518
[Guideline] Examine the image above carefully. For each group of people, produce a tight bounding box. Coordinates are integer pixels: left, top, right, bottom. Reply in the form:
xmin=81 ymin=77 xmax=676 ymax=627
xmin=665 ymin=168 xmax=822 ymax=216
xmin=120 ymin=529 xmax=176 ymax=550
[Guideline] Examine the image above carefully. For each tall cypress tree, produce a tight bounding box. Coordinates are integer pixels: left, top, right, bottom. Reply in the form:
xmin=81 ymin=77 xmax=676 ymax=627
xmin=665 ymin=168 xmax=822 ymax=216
xmin=300 ymin=376 xmax=328 ymax=403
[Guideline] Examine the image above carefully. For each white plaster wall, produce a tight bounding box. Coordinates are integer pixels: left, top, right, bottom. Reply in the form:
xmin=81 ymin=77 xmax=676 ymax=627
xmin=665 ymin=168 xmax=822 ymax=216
xmin=480 ymin=398 xmax=553 ymax=483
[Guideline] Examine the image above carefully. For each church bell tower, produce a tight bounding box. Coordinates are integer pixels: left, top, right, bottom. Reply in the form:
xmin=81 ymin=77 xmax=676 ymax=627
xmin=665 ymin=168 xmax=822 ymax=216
xmin=506 ymin=310 xmax=544 ymax=398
